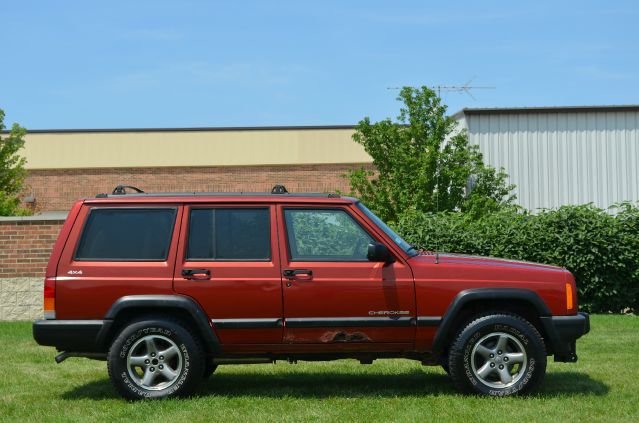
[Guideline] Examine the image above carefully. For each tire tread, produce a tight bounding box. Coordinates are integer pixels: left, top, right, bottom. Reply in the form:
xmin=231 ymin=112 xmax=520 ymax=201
xmin=448 ymin=312 xmax=547 ymax=396
xmin=107 ymin=316 xmax=205 ymax=400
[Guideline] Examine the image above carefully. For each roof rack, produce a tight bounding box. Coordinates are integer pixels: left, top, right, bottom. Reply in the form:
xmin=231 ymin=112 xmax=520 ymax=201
xmin=95 ymin=184 xmax=341 ymax=199
xmin=113 ymin=185 xmax=144 ymax=195
xmin=271 ymin=184 xmax=288 ymax=194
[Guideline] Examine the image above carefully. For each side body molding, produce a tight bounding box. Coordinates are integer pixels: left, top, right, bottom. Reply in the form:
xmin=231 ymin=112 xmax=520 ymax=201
xmin=98 ymin=295 xmax=220 ymax=354
xmin=431 ymin=288 xmax=552 ymax=354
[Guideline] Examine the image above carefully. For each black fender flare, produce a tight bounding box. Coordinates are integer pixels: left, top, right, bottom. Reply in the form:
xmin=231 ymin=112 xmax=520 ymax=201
xmin=97 ymin=294 xmax=220 ymax=354
xmin=431 ymin=288 xmax=551 ymax=354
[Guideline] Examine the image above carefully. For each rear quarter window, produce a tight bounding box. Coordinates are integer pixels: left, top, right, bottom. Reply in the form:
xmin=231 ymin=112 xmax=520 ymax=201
xmin=74 ymin=208 xmax=176 ymax=261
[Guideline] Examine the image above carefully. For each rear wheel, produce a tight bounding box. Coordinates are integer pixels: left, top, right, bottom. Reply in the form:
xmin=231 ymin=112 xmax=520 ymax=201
xmin=107 ymin=318 xmax=205 ymax=400
xmin=448 ymin=314 xmax=547 ymax=396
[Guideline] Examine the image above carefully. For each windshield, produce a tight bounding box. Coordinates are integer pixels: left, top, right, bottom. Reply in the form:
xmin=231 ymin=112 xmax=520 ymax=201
xmin=356 ymin=202 xmax=418 ymax=257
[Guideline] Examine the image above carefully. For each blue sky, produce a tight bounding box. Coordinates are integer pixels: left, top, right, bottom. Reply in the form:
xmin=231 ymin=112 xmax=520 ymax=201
xmin=1 ymin=0 xmax=637 ymax=129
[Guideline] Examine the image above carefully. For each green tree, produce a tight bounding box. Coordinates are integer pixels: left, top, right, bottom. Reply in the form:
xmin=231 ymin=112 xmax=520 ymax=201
xmin=0 ymin=109 xmax=28 ymax=216
xmin=348 ymin=86 xmax=515 ymax=223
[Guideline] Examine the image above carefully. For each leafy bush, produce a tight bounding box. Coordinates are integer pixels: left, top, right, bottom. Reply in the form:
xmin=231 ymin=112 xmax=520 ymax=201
xmin=394 ymin=204 xmax=639 ymax=313
xmin=0 ymin=108 xmax=29 ymax=216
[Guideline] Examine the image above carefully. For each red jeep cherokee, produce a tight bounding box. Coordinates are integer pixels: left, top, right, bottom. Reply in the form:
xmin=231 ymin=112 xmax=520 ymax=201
xmin=33 ymin=185 xmax=589 ymax=399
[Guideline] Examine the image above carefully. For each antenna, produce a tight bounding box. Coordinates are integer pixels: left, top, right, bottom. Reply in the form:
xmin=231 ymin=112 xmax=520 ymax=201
xmin=387 ymin=78 xmax=495 ymax=101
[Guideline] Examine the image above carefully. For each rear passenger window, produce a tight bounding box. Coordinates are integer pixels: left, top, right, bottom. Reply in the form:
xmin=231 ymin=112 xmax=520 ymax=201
xmin=75 ymin=208 xmax=176 ymax=261
xmin=187 ymin=208 xmax=270 ymax=260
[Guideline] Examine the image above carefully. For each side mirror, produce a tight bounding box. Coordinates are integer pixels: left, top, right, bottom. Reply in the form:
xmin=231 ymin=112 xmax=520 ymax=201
xmin=367 ymin=243 xmax=395 ymax=264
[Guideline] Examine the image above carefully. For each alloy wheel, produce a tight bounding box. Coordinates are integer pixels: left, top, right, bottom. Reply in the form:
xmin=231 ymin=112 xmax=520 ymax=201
xmin=126 ymin=334 xmax=183 ymax=391
xmin=470 ymin=332 xmax=527 ymax=389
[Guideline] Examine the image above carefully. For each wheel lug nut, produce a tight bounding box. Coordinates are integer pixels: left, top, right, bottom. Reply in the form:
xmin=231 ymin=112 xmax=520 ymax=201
xmin=504 ymin=357 xmax=509 ymax=362
xmin=150 ymin=367 xmax=155 ymax=372
xmin=151 ymin=353 xmax=156 ymax=357
xmin=144 ymin=359 xmax=150 ymax=364
xmin=159 ymin=356 xmax=164 ymax=360
xmin=497 ymin=350 xmax=502 ymax=355
xmin=159 ymin=364 xmax=164 ymax=369
xmin=489 ymin=353 xmax=494 ymax=358
xmin=490 ymin=363 xmax=495 ymax=368
xmin=499 ymin=364 xmax=504 ymax=370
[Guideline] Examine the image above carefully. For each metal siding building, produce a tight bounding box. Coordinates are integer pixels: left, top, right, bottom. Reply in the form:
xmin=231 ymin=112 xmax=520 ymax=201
xmin=454 ymin=106 xmax=639 ymax=211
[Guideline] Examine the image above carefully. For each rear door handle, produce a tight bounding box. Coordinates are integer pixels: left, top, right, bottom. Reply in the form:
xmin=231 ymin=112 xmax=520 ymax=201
xmin=283 ymin=269 xmax=313 ymax=279
xmin=182 ymin=269 xmax=211 ymax=279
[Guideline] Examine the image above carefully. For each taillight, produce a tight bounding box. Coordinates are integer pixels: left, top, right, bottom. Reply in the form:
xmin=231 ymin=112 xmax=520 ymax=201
xmin=43 ymin=277 xmax=56 ymax=319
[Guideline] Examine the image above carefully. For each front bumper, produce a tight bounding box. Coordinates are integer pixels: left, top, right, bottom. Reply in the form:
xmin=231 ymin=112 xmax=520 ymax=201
xmin=33 ymin=320 xmax=106 ymax=352
xmin=540 ymin=312 xmax=590 ymax=362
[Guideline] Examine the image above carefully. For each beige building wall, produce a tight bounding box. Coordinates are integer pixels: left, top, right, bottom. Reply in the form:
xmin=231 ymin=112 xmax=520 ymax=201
xmin=22 ymin=126 xmax=372 ymax=170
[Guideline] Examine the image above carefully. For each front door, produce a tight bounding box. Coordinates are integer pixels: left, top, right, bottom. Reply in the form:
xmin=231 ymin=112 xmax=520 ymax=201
xmin=174 ymin=204 xmax=283 ymax=344
xmin=277 ymin=205 xmax=416 ymax=348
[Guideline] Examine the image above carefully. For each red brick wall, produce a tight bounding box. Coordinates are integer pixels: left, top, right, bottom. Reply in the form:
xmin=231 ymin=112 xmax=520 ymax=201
xmin=0 ymin=220 xmax=64 ymax=278
xmin=23 ymin=163 xmax=374 ymax=212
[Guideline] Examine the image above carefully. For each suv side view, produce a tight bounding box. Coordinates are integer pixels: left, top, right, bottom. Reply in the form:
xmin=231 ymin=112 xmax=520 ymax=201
xmin=33 ymin=185 xmax=590 ymax=399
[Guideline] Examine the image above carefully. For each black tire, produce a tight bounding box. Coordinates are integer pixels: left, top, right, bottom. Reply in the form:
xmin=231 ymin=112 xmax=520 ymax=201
xmin=107 ymin=317 xmax=205 ymax=400
xmin=203 ymin=361 xmax=218 ymax=379
xmin=440 ymin=355 xmax=450 ymax=375
xmin=448 ymin=313 xmax=547 ymax=396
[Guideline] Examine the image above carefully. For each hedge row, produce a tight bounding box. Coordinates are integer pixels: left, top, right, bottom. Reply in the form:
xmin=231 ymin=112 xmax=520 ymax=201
xmin=394 ymin=203 xmax=639 ymax=313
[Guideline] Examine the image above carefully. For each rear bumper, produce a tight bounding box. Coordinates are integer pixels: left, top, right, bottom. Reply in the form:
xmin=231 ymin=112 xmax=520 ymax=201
xmin=33 ymin=320 xmax=106 ymax=352
xmin=540 ymin=312 xmax=590 ymax=362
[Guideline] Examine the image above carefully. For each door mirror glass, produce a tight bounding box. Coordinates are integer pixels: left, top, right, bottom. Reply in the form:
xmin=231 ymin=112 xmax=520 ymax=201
xmin=367 ymin=243 xmax=394 ymax=263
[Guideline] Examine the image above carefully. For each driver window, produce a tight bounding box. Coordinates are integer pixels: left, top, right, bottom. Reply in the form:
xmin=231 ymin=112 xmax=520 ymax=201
xmin=284 ymin=209 xmax=374 ymax=261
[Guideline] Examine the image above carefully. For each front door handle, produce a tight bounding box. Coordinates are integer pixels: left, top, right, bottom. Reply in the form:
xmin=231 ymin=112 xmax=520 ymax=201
xmin=182 ymin=269 xmax=211 ymax=280
xmin=283 ymin=269 xmax=313 ymax=279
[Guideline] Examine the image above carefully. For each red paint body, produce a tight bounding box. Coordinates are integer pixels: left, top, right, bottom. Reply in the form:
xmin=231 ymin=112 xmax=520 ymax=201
xmin=51 ymin=195 xmax=576 ymax=354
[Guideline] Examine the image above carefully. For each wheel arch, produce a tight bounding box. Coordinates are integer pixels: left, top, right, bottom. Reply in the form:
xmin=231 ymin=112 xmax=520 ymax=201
xmin=432 ymin=288 xmax=552 ymax=356
xmin=97 ymin=295 xmax=221 ymax=355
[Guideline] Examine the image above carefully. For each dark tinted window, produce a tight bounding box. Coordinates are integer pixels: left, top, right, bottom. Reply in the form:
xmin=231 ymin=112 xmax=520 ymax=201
xmin=187 ymin=208 xmax=270 ymax=260
xmin=75 ymin=208 xmax=176 ymax=261
xmin=284 ymin=209 xmax=373 ymax=261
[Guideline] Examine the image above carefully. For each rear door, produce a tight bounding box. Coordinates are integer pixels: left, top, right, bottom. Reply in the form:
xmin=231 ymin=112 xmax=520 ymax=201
xmin=173 ymin=204 xmax=283 ymax=344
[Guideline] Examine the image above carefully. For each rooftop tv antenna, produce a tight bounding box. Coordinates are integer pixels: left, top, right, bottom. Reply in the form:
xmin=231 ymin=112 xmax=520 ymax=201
xmin=387 ymin=77 xmax=495 ymax=101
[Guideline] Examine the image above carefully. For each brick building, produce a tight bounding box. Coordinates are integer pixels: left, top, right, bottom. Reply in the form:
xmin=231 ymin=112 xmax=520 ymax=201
xmin=19 ymin=125 xmax=370 ymax=213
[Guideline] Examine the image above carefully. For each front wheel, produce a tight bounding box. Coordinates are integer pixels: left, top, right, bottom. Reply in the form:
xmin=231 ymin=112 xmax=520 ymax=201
xmin=107 ymin=318 xmax=205 ymax=400
xmin=448 ymin=314 xmax=547 ymax=396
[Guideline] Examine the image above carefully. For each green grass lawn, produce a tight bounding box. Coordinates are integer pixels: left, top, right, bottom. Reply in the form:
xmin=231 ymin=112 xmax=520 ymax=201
xmin=0 ymin=315 xmax=638 ymax=422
